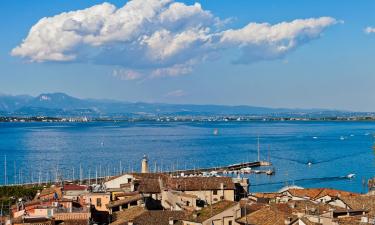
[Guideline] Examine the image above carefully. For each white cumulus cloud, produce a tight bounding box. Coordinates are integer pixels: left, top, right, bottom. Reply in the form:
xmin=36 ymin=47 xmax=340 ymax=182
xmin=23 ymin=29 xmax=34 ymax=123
xmin=113 ymin=69 xmax=143 ymax=80
xmin=11 ymin=0 xmax=338 ymax=78
xmin=364 ymin=26 xmax=375 ymax=34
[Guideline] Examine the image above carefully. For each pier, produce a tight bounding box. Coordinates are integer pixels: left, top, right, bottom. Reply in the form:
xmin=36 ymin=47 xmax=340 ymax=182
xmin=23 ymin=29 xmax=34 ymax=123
xmin=164 ymin=161 xmax=274 ymax=176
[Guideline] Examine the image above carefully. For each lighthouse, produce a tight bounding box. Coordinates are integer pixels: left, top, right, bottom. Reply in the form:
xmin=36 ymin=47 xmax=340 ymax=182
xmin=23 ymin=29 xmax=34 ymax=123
xmin=141 ymin=155 xmax=149 ymax=173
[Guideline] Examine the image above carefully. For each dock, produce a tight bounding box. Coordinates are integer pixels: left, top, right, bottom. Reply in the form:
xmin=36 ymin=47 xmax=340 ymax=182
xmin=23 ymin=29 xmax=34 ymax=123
xmin=164 ymin=161 xmax=273 ymax=176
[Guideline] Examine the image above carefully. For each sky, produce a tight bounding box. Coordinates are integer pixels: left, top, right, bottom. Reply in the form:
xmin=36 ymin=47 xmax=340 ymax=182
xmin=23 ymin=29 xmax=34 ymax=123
xmin=0 ymin=0 xmax=375 ymax=111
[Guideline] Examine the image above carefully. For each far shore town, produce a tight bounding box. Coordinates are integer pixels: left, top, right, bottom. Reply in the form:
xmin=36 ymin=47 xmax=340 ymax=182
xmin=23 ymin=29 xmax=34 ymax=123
xmin=1 ymin=156 xmax=375 ymax=225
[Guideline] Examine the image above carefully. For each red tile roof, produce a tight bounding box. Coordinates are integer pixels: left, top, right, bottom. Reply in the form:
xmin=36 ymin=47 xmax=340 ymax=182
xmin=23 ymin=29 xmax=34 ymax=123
xmin=167 ymin=177 xmax=235 ymax=191
xmin=286 ymin=188 xmax=358 ymax=200
xmin=63 ymin=184 xmax=88 ymax=191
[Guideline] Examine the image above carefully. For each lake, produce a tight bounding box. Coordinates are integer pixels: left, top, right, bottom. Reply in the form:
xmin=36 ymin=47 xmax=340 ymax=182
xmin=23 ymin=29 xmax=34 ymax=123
xmin=0 ymin=121 xmax=374 ymax=193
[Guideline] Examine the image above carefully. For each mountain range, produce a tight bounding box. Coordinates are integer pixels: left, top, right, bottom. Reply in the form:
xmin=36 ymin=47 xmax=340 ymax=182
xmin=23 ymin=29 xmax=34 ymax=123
xmin=0 ymin=92 xmax=362 ymax=118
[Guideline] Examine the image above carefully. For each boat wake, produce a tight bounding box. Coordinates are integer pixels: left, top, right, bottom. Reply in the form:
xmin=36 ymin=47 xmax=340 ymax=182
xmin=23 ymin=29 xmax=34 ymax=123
xmin=271 ymin=150 xmax=368 ymax=165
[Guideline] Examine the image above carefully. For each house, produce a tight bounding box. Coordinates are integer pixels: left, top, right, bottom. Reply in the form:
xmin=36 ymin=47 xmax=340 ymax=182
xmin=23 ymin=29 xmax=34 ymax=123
xmin=282 ymin=188 xmax=358 ymax=204
xmin=166 ymin=177 xmax=236 ymax=205
xmin=86 ymin=192 xmax=111 ymax=212
xmin=62 ymin=184 xmax=88 ymax=202
xmin=181 ymin=200 xmax=241 ymax=225
xmin=36 ymin=186 xmax=63 ymax=201
xmin=109 ymin=207 xmax=188 ymax=225
xmin=236 ymin=205 xmax=298 ymax=225
xmin=106 ymin=193 xmax=144 ymax=214
xmin=249 ymin=192 xmax=283 ymax=204
xmin=336 ymin=195 xmax=375 ymax=218
xmin=110 ymin=206 xmax=147 ymax=225
xmin=105 ymin=174 xmax=136 ymax=190
xmin=161 ymin=189 xmax=198 ymax=210
xmin=13 ymin=217 xmax=55 ymax=225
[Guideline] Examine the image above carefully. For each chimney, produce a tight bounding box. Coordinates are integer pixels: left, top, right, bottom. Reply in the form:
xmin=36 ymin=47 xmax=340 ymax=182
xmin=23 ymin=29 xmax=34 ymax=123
xmin=284 ymin=217 xmax=292 ymax=225
xmin=220 ymin=183 xmax=224 ymax=190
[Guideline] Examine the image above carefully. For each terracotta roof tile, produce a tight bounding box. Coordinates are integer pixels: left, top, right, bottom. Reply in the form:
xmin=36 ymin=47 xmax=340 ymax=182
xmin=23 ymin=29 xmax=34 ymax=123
xmin=167 ymin=177 xmax=235 ymax=191
xmin=339 ymin=195 xmax=375 ymax=216
xmin=63 ymin=184 xmax=88 ymax=191
xmin=184 ymin=200 xmax=238 ymax=223
xmin=110 ymin=206 xmax=147 ymax=225
xmin=132 ymin=211 xmax=188 ymax=225
xmin=107 ymin=194 xmax=143 ymax=208
xmin=137 ymin=178 xmax=161 ymax=193
xmin=287 ymin=188 xmax=358 ymax=200
xmin=237 ymin=205 xmax=297 ymax=225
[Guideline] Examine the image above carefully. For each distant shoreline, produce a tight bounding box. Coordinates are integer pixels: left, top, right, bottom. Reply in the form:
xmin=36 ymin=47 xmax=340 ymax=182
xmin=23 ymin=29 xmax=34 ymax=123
xmin=1 ymin=116 xmax=375 ymax=123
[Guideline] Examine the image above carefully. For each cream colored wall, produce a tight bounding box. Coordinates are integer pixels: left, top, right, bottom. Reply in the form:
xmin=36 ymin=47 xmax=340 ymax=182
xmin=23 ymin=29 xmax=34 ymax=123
xmin=182 ymin=222 xmax=201 ymax=225
xmin=223 ymin=190 xmax=234 ymax=202
xmin=89 ymin=194 xmax=111 ymax=212
xmin=202 ymin=203 xmax=240 ymax=225
xmin=181 ymin=203 xmax=240 ymax=225
xmin=162 ymin=190 xmax=197 ymax=210
xmin=33 ymin=208 xmax=49 ymax=217
xmin=185 ymin=190 xmax=234 ymax=204
xmin=104 ymin=174 xmax=134 ymax=189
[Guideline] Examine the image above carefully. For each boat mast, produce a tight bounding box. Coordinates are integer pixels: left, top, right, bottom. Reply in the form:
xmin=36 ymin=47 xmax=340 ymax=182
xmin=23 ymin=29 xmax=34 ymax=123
xmin=95 ymin=166 xmax=98 ymax=184
xmin=4 ymin=155 xmax=6 ymax=185
xmin=257 ymin=136 xmax=260 ymax=162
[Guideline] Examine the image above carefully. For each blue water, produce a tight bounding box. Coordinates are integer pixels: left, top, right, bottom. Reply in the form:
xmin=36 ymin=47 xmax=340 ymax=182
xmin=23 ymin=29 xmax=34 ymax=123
xmin=0 ymin=121 xmax=374 ymax=193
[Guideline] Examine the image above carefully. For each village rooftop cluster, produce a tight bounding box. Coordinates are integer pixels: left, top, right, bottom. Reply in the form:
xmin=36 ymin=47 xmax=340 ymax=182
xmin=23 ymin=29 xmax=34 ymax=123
xmin=1 ymin=157 xmax=375 ymax=225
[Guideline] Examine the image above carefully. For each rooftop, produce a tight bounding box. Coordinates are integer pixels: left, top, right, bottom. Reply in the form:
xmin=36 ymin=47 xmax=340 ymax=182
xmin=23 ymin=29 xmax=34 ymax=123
xmin=167 ymin=177 xmax=235 ymax=191
xmin=107 ymin=194 xmax=143 ymax=208
xmin=286 ymin=188 xmax=358 ymax=200
xmin=236 ymin=205 xmax=297 ymax=225
xmin=184 ymin=200 xmax=238 ymax=223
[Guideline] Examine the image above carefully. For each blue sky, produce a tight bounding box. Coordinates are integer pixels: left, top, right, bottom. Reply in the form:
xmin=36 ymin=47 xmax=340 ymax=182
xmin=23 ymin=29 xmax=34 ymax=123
xmin=1 ymin=0 xmax=375 ymax=111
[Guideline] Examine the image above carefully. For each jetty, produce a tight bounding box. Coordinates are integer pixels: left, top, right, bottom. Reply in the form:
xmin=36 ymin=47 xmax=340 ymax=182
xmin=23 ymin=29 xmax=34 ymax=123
xmin=164 ymin=161 xmax=273 ymax=176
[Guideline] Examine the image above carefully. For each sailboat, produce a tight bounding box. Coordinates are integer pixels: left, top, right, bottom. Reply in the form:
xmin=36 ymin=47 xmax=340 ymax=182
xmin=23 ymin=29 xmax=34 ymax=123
xmin=213 ymin=129 xmax=219 ymax=136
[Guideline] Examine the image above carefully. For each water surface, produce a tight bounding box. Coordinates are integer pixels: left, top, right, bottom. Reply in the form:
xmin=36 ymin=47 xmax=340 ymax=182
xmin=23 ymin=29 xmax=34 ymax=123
xmin=0 ymin=121 xmax=374 ymax=193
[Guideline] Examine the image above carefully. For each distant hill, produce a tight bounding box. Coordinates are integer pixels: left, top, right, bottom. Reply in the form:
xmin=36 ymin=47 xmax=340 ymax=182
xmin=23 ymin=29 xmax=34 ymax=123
xmin=0 ymin=94 xmax=33 ymax=112
xmin=0 ymin=92 xmax=362 ymax=118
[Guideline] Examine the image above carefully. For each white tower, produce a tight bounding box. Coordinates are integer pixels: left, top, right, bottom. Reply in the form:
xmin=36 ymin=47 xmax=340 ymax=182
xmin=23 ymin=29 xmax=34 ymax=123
xmin=141 ymin=155 xmax=149 ymax=173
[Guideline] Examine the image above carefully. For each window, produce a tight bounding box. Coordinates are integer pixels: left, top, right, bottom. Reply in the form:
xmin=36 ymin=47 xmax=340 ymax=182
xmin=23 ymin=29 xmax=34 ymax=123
xmin=128 ymin=178 xmax=132 ymax=183
xmin=229 ymin=221 xmax=232 ymax=225
xmin=213 ymin=190 xmax=218 ymax=195
xmin=97 ymin=198 xmax=102 ymax=207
